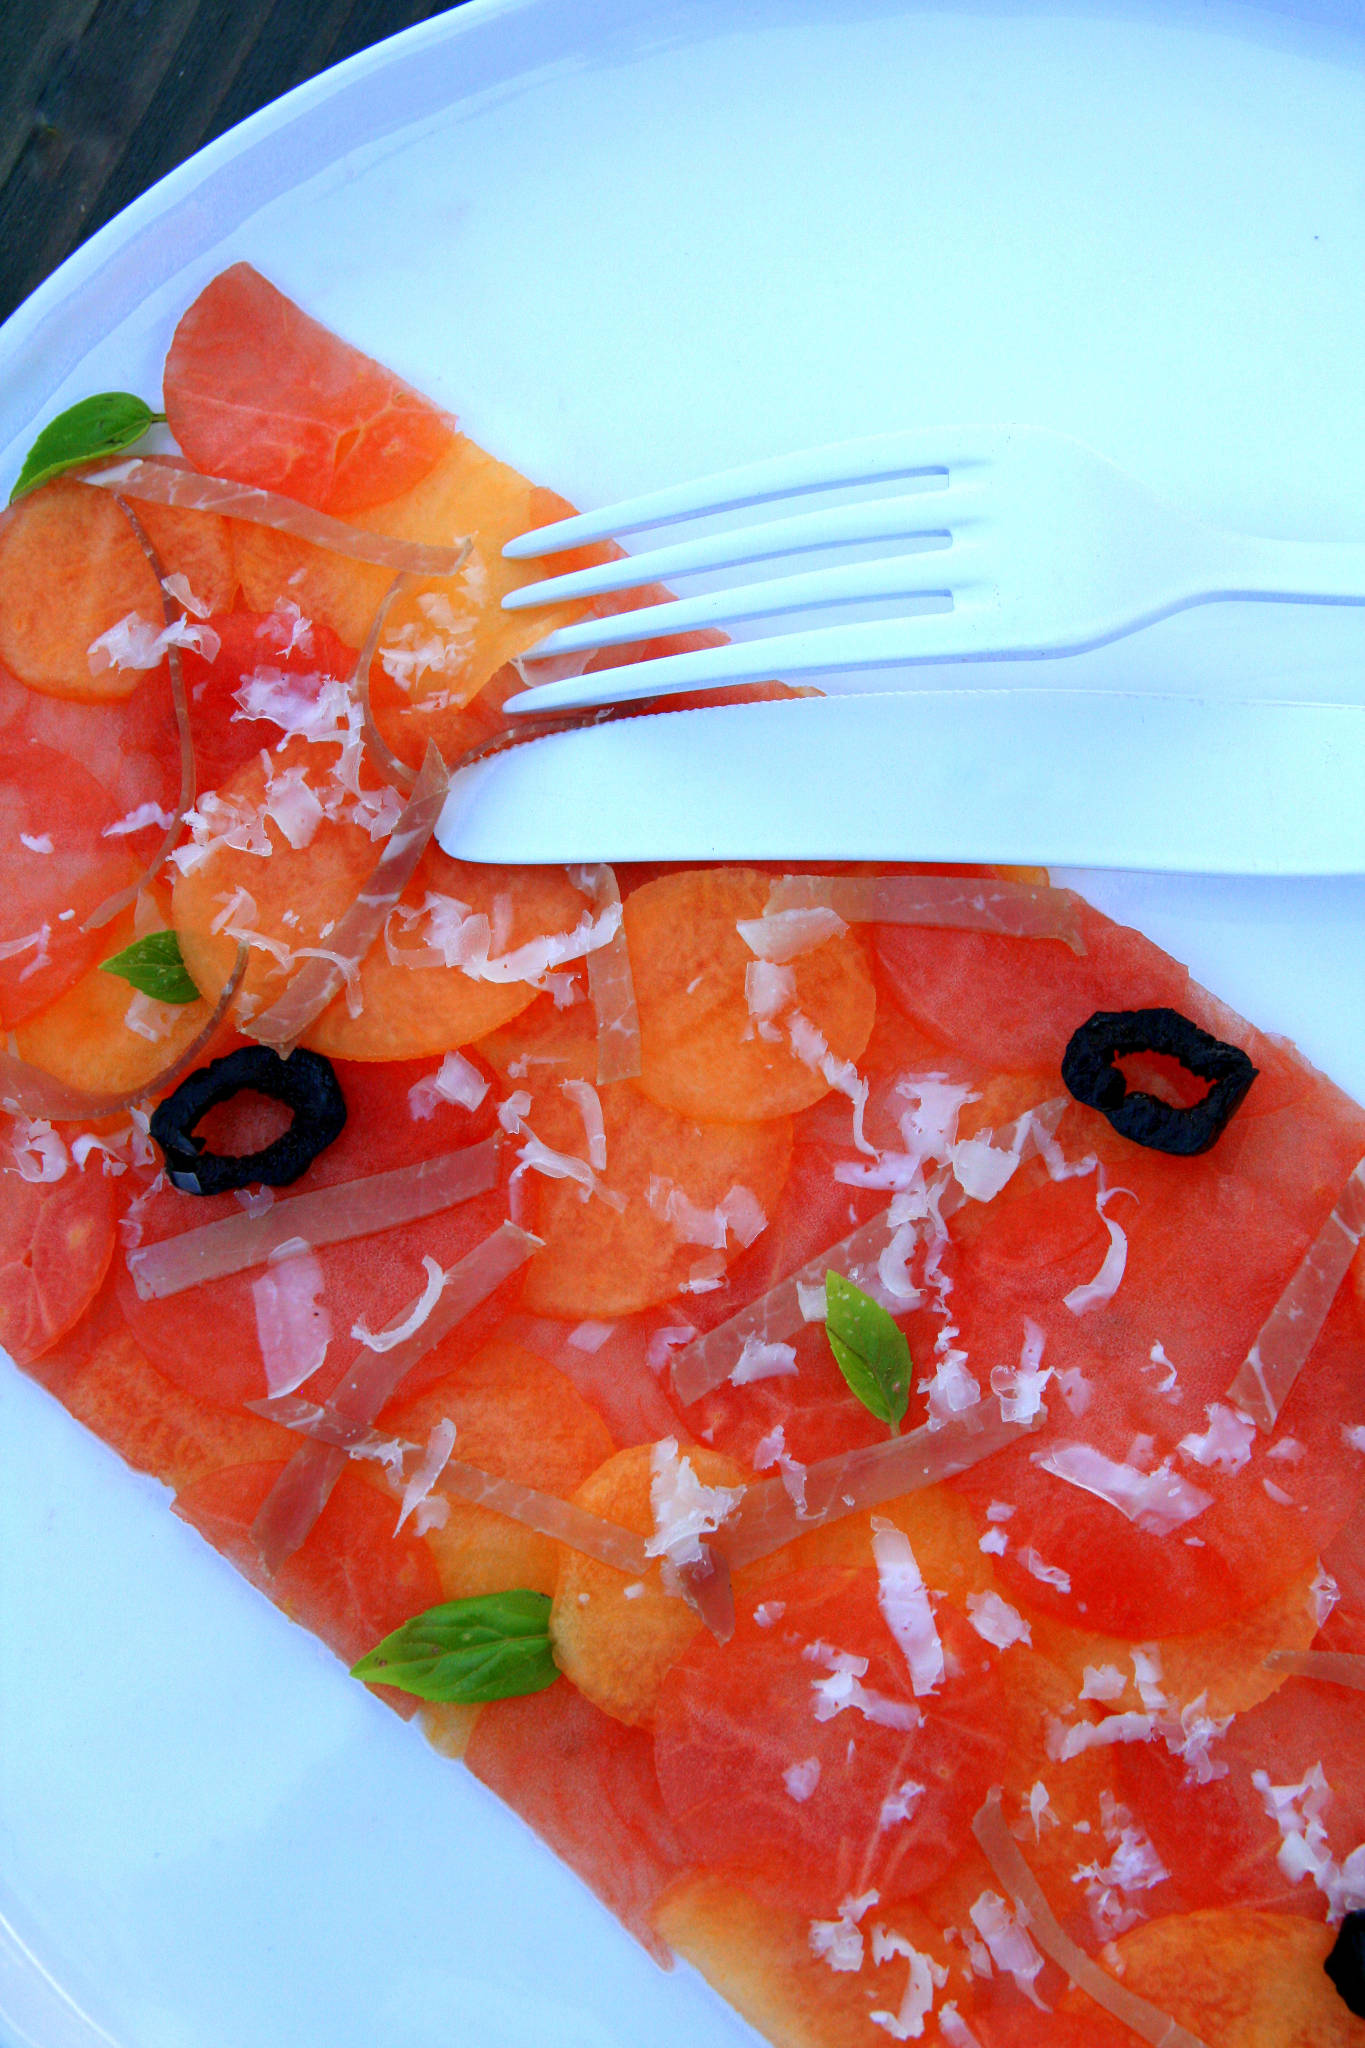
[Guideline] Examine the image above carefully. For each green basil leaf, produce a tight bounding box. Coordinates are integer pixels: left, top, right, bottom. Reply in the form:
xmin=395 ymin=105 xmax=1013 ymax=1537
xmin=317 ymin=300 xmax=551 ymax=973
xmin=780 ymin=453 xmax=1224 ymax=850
xmin=824 ymin=1270 xmax=913 ymax=1435
xmin=10 ymin=392 xmax=165 ymax=502
xmin=98 ymin=930 xmax=200 ymax=1005
xmin=351 ymin=1589 xmax=558 ymax=1704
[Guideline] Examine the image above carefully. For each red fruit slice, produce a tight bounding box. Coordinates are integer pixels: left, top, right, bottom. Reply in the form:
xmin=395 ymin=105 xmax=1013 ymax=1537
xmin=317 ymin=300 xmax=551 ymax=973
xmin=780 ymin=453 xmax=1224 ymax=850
xmin=173 ymin=1457 xmax=442 ymax=1691
xmin=654 ymin=1568 xmax=1007 ymax=1915
xmin=115 ymin=1054 xmax=506 ymax=1410
xmin=464 ymin=1678 xmax=688 ymax=1962
xmin=0 ymin=1131 xmax=116 ymax=1363
xmin=163 ymin=264 xmax=454 ymax=515
xmin=0 ymin=739 xmax=139 ymax=1026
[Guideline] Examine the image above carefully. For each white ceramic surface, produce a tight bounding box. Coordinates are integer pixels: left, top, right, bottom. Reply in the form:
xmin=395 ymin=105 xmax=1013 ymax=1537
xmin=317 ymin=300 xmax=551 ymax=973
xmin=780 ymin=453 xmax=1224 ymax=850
xmin=2 ymin=1 xmax=1364 ymax=2044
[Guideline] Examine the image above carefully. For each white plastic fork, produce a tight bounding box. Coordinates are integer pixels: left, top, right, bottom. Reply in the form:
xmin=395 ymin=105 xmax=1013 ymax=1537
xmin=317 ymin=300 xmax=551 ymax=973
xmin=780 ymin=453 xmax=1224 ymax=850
xmin=500 ymin=424 xmax=1365 ymax=715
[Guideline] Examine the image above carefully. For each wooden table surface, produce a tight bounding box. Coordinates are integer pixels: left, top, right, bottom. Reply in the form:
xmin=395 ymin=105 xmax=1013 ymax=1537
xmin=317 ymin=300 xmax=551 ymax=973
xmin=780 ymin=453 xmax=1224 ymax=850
xmin=0 ymin=0 xmax=466 ymax=326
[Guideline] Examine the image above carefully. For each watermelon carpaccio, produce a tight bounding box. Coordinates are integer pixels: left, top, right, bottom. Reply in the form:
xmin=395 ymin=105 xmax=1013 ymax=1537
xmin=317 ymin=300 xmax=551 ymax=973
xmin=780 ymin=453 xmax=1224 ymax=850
xmin=2 ymin=266 xmax=1364 ymax=2048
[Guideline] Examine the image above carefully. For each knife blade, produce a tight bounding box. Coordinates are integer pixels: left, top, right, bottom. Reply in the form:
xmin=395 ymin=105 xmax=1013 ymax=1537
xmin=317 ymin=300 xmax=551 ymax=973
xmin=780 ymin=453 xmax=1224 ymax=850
xmin=434 ymin=687 xmax=1365 ymax=874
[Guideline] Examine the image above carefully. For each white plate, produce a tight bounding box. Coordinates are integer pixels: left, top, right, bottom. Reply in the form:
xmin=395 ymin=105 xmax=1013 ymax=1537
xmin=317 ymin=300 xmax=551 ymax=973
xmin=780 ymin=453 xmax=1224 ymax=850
xmin=2 ymin=2 xmax=1364 ymax=2044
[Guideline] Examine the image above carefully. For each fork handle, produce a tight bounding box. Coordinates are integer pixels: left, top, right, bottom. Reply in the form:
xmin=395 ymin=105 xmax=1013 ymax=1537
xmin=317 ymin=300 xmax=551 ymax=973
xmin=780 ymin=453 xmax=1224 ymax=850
xmin=1205 ymin=529 xmax=1365 ymax=603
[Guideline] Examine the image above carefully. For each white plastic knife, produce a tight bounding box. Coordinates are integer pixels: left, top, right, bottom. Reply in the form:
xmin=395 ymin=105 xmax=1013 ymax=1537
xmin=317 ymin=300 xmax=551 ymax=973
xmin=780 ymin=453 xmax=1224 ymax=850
xmin=434 ymin=687 xmax=1365 ymax=874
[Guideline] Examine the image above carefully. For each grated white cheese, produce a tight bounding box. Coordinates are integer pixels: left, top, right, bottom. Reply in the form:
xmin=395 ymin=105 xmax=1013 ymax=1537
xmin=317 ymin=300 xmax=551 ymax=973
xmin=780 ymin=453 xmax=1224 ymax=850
xmin=1063 ymin=1179 xmax=1135 ymax=1315
xmin=395 ymin=1417 xmax=457 ymax=1535
xmin=966 ymin=1591 xmax=1031 ymax=1651
xmin=644 ymin=1438 xmax=743 ymax=1588
xmin=251 ymin=1247 xmax=331 ymax=1397
xmin=407 ymin=1050 xmax=489 ymax=1120
xmin=783 ymin=1757 xmax=821 ymax=1802
xmin=967 ymin=1892 xmax=1048 ymax=2008
xmin=730 ymin=1334 xmax=799 ymax=1385
xmin=871 ymin=1518 xmax=944 ymax=1695
xmin=1034 ymin=1441 xmax=1213 ymax=1538
xmin=1177 ymin=1401 xmax=1257 ymax=1475
xmin=351 ymin=1254 xmax=445 ymax=1352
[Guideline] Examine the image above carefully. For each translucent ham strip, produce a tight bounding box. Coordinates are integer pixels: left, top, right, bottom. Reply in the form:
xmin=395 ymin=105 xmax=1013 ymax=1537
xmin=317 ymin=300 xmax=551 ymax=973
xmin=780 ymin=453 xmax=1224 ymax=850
xmin=352 ymin=573 xmax=418 ymax=791
xmin=249 ymin=1221 xmax=538 ymax=1570
xmin=85 ymin=459 xmax=470 ymax=577
xmin=720 ymin=1405 xmax=1042 ymax=1567
xmin=1264 ymin=1650 xmax=1365 ymax=1691
xmin=250 ymin=743 xmax=449 ymax=1051
xmin=0 ymin=945 xmax=245 ymax=1122
xmin=1228 ymin=1156 xmax=1365 ymax=1430
xmin=573 ymin=864 xmax=641 ymax=1083
xmin=434 ymin=1457 xmax=650 ymax=1574
xmin=126 ymin=1139 xmax=500 ymax=1298
xmin=971 ymin=1789 xmax=1210 ymax=2048
xmin=765 ymin=873 xmax=1084 ymax=952
xmin=84 ymin=496 xmax=197 ymax=931
xmin=670 ymin=1207 xmax=909 ymax=1406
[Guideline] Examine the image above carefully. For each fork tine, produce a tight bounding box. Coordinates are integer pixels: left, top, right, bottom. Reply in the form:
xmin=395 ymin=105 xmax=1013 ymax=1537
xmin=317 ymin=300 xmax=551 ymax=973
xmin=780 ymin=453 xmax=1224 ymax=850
xmin=501 ymin=488 xmax=980 ymax=610
xmin=501 ymin=427 xmax=1003 ymax=559
xmin=521 ymin=546 xmax=981 ymax=658
xmin=507 ymin=611 xmax=995 ymax=714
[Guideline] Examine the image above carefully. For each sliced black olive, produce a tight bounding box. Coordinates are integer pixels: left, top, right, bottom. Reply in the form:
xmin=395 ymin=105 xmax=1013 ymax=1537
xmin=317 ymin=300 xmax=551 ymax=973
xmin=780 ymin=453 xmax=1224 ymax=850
xmin=1061 ymin=1006 xmax=1256 ymax=1156
xmin=149 ymin=1045 xmax=346 ymax=1194
xmin=1326 ymin=1910 xmax=1365 ymax=2018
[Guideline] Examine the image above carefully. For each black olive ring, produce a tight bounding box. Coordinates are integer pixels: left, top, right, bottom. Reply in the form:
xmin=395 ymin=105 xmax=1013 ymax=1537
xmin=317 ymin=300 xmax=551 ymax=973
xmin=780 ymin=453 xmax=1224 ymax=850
xmin=149 ymin=1045 xmax=347 ymax=1195
xmin=1061 ymin=1006 xmax=1257 ymax=1157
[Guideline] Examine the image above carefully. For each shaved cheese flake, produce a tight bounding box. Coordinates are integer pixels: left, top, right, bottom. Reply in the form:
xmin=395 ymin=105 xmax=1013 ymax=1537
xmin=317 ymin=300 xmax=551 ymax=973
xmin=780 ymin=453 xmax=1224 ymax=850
xmin=972 ymin=1790 xmax=1211 ymax=2045
xmin=1074 ymin=1795 xmax=1170 ymax=1939
xmin=744 ymin=958 xmax=796 ymax=1035
xmin=730 ymin=1334 xmax=799 ymax=1385
xmin=567 ymin=865 xmax=641 ymax=1082
xmin=87 ymin=458 xmax=469 ymax=577
xmin=871 ymin=1518 xmax=944 ymax=1695
xmin=1229 ymin=1155 xmax=1365 ymax=1430
xmin=352 ymin=1253 xmax=445 ymax=1352
xmin=787 ymin=1008 xmax=872 ymax=1155
xmin=407 ymin=1051 xmax=489 ymax=1120
xmin=809 ymin=1890 xmax=880 ymax=1974
xmin=806 ymin=1643 xmax=920 ymax=1730
xmin=1064 ymin=1180 xmax=1135 ymax=1315
xmin=561 ymin=1078 xmax=608 ymax=1171
xmin=645 ymin=1438 xmax=744 ymax=1589
xmin=1177 ymin=1402 xmax=1256 ymax=1475
xmin=938 ymin=2006 xmax=986 ymax=2048
xmin=966 ymin=1591 xmax=1031 ymax=1650
xmin=784 ymin=1758 xmax=822 ymax=1802
xmin=1081 ymin=1664 xmax=1128 ymax=1702
xmin=567 ymin=1320 xmax=615 ymax=1353
xmin=967 ymin=1892 xmax=1048 ymax=2008
xmin=88 ymin=609 xmax=219 ymax=675
xmin=395 ymin=1417 xmax=457 ymax=1534
xmin=765 ymin=872 xmax=1084 ymax=949
xmin=7 ymin=1115 xmax=68 ymax=1183
xmin=1034 ymin=1442 xmax=1213 ymax=1537
xmin=127 ymin=1139 xmax=499 ymax=1298
xmin=251 ymin=1246 xmax=331 ymax=1396
xmin=737 ymin=904 xmax=848 ymax=963
xmin=868 ymin=1931 xmax=948 ymax=2039
xmin=991 ymin=1320 xmax=1052 ymax=1424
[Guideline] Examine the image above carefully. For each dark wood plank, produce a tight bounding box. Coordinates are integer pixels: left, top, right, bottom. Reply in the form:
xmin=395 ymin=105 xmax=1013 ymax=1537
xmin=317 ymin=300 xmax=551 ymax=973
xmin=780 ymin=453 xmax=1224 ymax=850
xmin=0 ymin=0 xmax=463 ymax=327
